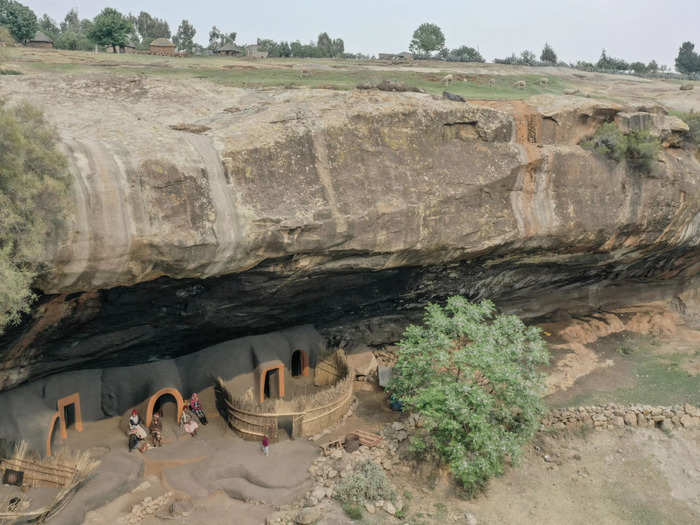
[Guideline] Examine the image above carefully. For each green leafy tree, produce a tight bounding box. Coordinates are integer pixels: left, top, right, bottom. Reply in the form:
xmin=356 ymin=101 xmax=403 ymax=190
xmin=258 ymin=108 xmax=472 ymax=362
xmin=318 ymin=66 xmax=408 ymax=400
xmin=55 ymin=30 xmax=93 ymax=50
xmin=129 ymin=11 xmax=170 ymax=47
xmin=37 ymin=14 xmax=59 ymax=40
xmin=388 ymin=297 xmax=549 ymax=495
xmin=675 ymin=41 xmax=699 ymax=74
xmin=317 ymin=31 xmax=332 ymax=57
xmin=331 ymin=37 xmax=344 ymax=57
xmin=646 ymin=60 xmax=659 ymax=73
xmin=208 ymin=26 xmax=235 ymax=52
xmin=520 ymin=49 xmax=536 ymax=65
xmin=88 ymin=7 xmax=131 ymax=53
xmin=596 ymin=49 xmax=629 ymax=71
xmin=53 ymin=8 xmax=93 ymax=50
xmin=630 ymin=61 xmax=647 ymax=74
xmin=0 ymin=102 xmax=71 ymax=333
xmin=173 ymin=19 xmax=196 ymax=52
xmin=540 ymin=43 xmax=557 ymax=63
xmin=60 ymin=8 xmax=79 ymax=33
xmin=447 ymin=46 xmax=484 ymax=63
xmin=0 ymin=0 xmax=37 ymax=43
xmin=409 ymin=22 xmax=445 ymax=56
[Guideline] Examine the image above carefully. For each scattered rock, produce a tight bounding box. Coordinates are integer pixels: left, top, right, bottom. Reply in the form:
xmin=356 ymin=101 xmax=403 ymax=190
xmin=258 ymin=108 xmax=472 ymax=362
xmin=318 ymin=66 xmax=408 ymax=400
xmin=365 ymin=502 xmax=376 ymax=514
xmin=169 ymin=499 xmax=193 ymax=517
xmin=442 ymin=91 xmax=466 ymax=102
xmin=679 ymin=84 xmax=694 ymax=91
xmin=383 ymin=501 xmax=396 ymax=516
xmin=465 ymin=512 xmax=478 ymax=525
xmin=295 ymin=506 xmax=322 ymax=524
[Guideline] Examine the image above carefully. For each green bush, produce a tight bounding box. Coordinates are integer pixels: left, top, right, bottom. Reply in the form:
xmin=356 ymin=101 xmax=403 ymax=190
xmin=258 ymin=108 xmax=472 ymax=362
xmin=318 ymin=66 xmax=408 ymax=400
xmin=388 ymin=297 xmax=549 ymax=497
xmin=583 ymin=122 xmax=660 ymax=173
xmin=334 ymin=460 xmax=395 ymax=505
xmin=342 ymin=503 xmax=363 ymax=520
xmin=674 ymin=111 xmax=700 ymax=149
xmin=0 ymin=101 xmax=70 ymax=333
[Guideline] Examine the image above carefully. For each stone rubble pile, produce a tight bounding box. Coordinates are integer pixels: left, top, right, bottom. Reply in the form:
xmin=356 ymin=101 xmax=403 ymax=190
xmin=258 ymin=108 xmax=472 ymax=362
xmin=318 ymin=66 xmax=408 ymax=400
xmin=373 ymin=346 xmax=399 ymax=367
xmin=544 ymin=403 xmax=700 ymax=431
xmin=266 ymin=417 xmax=422 ymax=523
xmin=118 ymin=492 xmax=173 ymax=524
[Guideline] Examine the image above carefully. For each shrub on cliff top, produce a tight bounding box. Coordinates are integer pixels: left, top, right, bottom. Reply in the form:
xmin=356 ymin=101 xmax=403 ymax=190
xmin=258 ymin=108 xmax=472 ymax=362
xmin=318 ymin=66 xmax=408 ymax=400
xmin=583 ymin=122 xmax=660 ymax=173
xmin=0 ymin=101 xmax=70 ymax=333
xmin=388 ymin=297 xmax=549 ymax=497
xmin=673 ymin=111 xmax=700 ymax=149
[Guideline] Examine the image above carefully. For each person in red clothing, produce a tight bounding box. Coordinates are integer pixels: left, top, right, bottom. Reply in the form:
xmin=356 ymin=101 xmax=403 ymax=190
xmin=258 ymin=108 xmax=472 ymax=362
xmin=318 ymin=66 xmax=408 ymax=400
xmin=189 ymin=393 xmax=207 ymax=425
xmin=262 ymin=435 xmax=270 ymax=456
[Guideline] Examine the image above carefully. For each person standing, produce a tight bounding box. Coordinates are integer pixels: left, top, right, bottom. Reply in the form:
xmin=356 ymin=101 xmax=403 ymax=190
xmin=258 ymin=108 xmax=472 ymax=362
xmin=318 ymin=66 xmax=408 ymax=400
xmin=189 ymin=393 xmax=208 ymax=425
xmin=262 ymin=435 xmax=270 ymax=456
xmin=150 ymin=413 xmax=163 ymax=447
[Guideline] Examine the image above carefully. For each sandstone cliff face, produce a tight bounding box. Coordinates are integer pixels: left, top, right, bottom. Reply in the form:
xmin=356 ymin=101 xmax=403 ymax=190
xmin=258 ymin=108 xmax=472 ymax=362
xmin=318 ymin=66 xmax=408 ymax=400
xmin=0 ymin=74 xmax=698 ymax=390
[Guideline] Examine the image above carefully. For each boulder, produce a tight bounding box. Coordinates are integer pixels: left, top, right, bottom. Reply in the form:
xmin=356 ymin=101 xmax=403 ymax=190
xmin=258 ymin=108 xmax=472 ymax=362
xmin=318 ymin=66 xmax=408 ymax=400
xmin=383 ymin=501 xmax=396 ymax=516
xmin=295 ymin=506 xmax=322 ymax=524
xmin=443 ymin=91 xmax=466 ymax=102
xmin=680 ymin=414 xmax=699 ymax=428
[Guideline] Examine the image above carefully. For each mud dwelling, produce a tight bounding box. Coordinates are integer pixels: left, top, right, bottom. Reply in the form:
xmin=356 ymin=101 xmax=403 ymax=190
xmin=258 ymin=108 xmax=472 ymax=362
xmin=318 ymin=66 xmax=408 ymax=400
xmin=0 ymin=326 xmax=355 ymax=457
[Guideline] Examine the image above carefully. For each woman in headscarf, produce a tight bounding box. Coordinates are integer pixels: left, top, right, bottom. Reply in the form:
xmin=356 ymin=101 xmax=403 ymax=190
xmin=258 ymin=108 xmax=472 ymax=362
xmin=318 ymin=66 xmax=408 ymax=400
xmin=128 ymin=409 xmax=147 ymax=440
xmin=189 ymin=393 xmax=207 ymax=425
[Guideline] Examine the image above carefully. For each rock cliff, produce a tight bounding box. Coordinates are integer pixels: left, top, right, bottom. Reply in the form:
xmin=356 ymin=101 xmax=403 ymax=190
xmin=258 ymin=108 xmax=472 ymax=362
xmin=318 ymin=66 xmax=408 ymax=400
xmin=0 ymin=73 xmax=698 ymax=390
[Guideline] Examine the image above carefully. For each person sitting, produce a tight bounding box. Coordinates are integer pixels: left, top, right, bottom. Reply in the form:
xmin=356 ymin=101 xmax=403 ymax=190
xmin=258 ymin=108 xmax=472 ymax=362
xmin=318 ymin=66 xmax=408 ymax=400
xmin=129 ymin=409 xmax=148 ymax=440
xmin=180 ymin=407 xmax=199 ymax=436
xmin=149 ymin=412 xmax=163 ymax=447
xmin=189 ymin=393 xmax=207 ymax=425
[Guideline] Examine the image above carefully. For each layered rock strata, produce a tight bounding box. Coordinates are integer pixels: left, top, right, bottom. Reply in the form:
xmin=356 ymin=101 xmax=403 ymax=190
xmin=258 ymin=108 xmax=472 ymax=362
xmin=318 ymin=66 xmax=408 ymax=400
xmin=0 ymin=74 xmax=698 ymax=389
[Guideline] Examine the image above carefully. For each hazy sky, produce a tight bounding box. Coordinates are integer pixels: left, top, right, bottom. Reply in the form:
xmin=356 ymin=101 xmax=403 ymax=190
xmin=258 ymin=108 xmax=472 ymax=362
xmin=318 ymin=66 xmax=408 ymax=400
xmin=23 ymin=0 xmax=698 ymax=68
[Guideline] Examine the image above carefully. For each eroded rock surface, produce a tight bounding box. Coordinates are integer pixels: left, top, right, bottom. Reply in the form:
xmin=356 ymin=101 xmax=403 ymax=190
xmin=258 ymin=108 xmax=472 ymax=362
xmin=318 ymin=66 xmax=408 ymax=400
xmin=0 ymin=73 xmax=698 ymax=389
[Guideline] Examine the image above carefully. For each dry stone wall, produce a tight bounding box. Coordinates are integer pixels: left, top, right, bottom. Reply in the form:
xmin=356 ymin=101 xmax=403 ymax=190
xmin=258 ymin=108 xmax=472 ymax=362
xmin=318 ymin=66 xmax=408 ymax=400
xmin=543 ymin=403 xmax=700 ymax=431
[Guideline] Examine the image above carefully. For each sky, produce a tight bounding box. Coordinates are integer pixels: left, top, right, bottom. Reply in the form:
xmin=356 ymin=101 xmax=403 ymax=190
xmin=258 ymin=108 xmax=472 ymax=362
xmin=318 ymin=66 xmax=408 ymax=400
xmin=22 ymin=0 xmax=699 ymax=68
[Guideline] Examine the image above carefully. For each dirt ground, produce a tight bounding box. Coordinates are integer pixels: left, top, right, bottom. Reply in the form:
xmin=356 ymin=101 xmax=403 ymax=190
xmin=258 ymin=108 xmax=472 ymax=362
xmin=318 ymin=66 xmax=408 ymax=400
xmin=31 ymin=303 xmax=699 ymax=524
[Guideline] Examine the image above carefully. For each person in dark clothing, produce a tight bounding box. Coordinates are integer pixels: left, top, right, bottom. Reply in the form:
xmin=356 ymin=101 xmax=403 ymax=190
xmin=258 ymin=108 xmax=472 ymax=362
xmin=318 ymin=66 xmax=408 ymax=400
xmin=150 ymin=413 xmax=163 ymax=447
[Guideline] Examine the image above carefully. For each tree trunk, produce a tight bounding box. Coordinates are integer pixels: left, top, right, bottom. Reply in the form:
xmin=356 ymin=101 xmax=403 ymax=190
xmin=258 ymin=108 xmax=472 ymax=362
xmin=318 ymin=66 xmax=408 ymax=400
xmin=112 ymin=44 xmax=117 ymax=53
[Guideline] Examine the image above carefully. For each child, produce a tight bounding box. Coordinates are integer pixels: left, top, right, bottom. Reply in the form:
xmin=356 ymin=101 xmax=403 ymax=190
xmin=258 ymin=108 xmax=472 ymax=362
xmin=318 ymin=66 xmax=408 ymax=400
xmin=262 ymin=435 xmax=270 ymax=456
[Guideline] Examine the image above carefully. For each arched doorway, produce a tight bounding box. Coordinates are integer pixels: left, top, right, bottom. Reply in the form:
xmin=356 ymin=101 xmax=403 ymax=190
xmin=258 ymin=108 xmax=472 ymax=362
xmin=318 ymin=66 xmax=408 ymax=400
xmin=260 ymin=365 xmax=285 ymax=402
xmin=145 ymin=388 xmax=184 ymax=428
xmin=291 ymin=350 xmax=309 ymax=377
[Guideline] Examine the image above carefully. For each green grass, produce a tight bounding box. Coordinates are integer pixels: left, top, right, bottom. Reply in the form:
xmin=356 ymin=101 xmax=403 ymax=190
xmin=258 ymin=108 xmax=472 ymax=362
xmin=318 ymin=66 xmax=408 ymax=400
xmin=563 ymin=343 xmax=700 ymax=407
xmin=9 ymin=48 xmax=569 ymax=100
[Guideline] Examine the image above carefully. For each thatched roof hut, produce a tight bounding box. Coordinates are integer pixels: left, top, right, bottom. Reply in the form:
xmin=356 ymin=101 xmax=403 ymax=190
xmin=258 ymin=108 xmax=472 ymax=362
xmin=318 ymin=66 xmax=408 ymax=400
xmin=216 ymin=42 xmax=243 ymax=56
xmin=149 ymin=37 xmax=176 ymax=56
xmin=28 ymin=31 xmax=53 ymax=48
